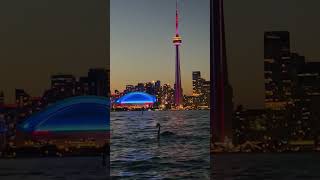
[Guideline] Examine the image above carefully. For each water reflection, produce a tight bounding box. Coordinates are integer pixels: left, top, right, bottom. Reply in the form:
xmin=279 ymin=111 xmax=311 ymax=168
xmin=212 ymin=153 xmax=320 ymax=179
xmin=111 ymin=110 xmax=210 ymax=179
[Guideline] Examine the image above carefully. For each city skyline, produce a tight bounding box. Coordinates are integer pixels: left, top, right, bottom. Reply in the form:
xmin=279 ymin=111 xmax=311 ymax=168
xmin=110 ymin=0 xmax=210 ymax=96
xmin=1 ymin=0 xmax=320 ymax=108
xmin=110 ymin=70 xmax=210 ymax=110
xmin=224 ymin=0 xmax=320 ymax=108
xmin=111 ymin=0 xmax=320 ymax=108
xmin=111 ymin=69 xmax=208 ymax=94
xmin=0 ymin=68 xmax=109 ymax=103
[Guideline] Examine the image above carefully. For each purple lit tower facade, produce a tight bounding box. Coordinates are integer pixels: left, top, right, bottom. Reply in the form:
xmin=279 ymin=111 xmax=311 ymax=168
xmin=211 ymin=0 xmax=233 ymax=143
xmin=173 ymin=0 xmax=183 ymax=107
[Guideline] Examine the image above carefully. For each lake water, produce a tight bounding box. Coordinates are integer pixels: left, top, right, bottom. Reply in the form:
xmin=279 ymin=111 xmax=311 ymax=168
xmin=212 ymin=153 xmax=320 ymax=179
xmin=1 ymin=153 xmax=319 ymax=179
xmin=2 ymin=110 xmax=317 ymax=180
xmin=110 ymin=110 xmax=211 ymax=179
xmin=0 ymin=157 xmax=109 ymax=180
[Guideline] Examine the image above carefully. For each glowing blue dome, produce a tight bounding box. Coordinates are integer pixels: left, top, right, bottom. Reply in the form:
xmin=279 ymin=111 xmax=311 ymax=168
xmin=115 ymin=92 xmax=156 ymax=105
xmin=19 ymin=96 xmax=110 ymax=133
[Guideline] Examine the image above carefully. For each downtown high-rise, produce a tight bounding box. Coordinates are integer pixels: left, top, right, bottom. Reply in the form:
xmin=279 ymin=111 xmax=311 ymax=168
xmin=264 ymin=31 xmax=320 ymax=142
xmin=192 ymin=71 xmax=210 ymax=107
xmin=264 ymin=31 xmax=293 ymax=110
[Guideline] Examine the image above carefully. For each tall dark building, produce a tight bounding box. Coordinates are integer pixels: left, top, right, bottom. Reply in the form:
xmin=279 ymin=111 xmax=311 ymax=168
xmin=0 ymin=91 xmax=4 ymax=106
xmin=202 ymin=80 xmax=211 ymax=107
xmin=192 ymin=71 xmax=210 ymax=107
xmin=135 ymin=83 xmax=145 ymax=92
xmin=210 ymin=0 xmax=233 ymax=143
xmin=75 ymin=77 xmax=90 ymax=96
xmin=294 ymin=62 xmax=320 ymax=140
xmin=264 ymin=32 xmax=299 ymax=142
xmin=155 ymin=81 xmax=161 ymax=93
xmin=264 ymin=31 xmax=320 ymax=142
xmin=155 ymin=81 xmax=161 ymax=103
xmin=161 ymin=84 xmax=174 ymax=108
xmin=192 ymin=71 xmax=202 ymax=96
xmin=88 ymin=68 xmax=108 ymax=97
xmin=264 ymin=31 xmax=293 ymax=110
xmin=51 ymin=74 xmax=76 ymax=100
xmin=192 ymin=71 xmax=203 ymax=107
xmin=145 ymin=82 xmax=155 ymax=95
xmin=125 ymin=85 xmax=135 ymax=94
xmin=15 ymin=89 xmax=30 ymax=108
xmin=264 ymin=31 xmax=290 ymax=59
xmin=51 ymin=75 xmax=76 ymax=88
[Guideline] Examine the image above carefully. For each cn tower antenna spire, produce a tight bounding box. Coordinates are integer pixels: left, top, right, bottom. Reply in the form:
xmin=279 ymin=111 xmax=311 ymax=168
xmin=176 ymin=0 xmax=179 ymax=35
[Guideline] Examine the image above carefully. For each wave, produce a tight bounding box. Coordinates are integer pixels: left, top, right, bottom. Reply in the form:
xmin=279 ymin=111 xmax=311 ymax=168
xmin=160 ymin=131 xmax=175 ymax=137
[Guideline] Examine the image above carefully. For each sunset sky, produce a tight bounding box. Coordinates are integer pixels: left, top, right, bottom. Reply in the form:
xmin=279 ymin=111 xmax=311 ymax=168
xmin=110 ymin=0 xmax=210 ymax=95
xmin=1 ymin=0 xmax=320 ymax=108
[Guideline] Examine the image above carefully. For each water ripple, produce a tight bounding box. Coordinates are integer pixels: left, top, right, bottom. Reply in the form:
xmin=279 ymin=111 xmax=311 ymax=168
xmin=111 ymin=110 xmax=210 ymax=179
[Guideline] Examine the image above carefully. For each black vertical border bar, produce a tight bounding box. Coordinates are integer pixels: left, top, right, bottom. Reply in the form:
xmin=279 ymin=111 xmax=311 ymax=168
xmin=106 ymin=0 xmax=111 ymax=178
xmin=210 ymin=0 xmax=214 ymax=178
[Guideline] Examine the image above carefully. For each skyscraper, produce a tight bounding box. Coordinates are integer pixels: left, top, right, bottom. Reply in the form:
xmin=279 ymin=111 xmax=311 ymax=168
xmin=155 ymin=80 xmax=161 ymax=94
xmin=211 ymin=0 xmax=233 ymax=143
xmin=293 ymin=61 xmax=320 ymax=141
xmin=125 ymin=85 xmax=135 ymax=94
xmin=264 ymin=31 xmax=292 ymax=110
xmin=202 ymin=80 xmax=211 ymax=107
xmin=145 ymin=82 xmax=155 ymax=95
xmin=135 ymin=83 xmax=145 ymax=92
xmin=192 ymin=71 xmax=210 ymax=107
xmin=88 ymin=68 xmax=108 ymax=97
xmin=264 ymin=31 xmax=320 ymax=141
xmin=173 ymin=0 xmax=183 ymax=107
xmin=51 ymin=74 xmax=76 ymax=100
xmin=264 ymin=31 xmax=290 ymax=59
xmin=51 ymin=75 xmax=76 ymax=89
xmin=15 ymin=89 xmax=31 ymax=108
xmin=192 ymin=71 xmax=202 ymax=96
xmin=0 ymin=91 xmax=4 ymax=106
xmin=76 ymin=77 xmax=90 ymax=96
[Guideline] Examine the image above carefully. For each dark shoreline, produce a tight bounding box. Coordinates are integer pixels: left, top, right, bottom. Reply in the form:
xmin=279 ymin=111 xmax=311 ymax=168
xmin=211 ymin=151 xmax=320 ymax=154
xmin=0 ymin=154 xmax=108 ymax=159
xmin=110 ymin=109 xmax=210 ymax=112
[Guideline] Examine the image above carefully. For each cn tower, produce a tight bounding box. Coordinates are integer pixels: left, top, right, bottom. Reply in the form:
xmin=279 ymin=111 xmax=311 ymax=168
xmin=173 ymin=0 xmax=183 ymax=107
xmin=211 ymin=0 xmax=233 ymax=143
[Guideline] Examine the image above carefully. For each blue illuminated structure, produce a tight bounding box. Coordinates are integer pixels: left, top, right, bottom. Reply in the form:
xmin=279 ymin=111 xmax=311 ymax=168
xmin=0 ymin=128 xmax=6 ymax=133
xmin=19 ymin=96 xmax=109 ymax=133
xmin=0 ymin=122 xmax=6 ymax=133
xmin=115 ymin=92 xmax=156 ymax=105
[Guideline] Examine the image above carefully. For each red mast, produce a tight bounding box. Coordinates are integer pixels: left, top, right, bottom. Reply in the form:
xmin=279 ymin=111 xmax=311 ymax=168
xmin=211 ymin=0 xmax=233 ymax=143
xmin=173 ymin=0 xmax=182 ymax=44
xmin=173 ymin=0 xmax=183 ymax=107
xmin=175 ymin=0 xmax=179 ymax=35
